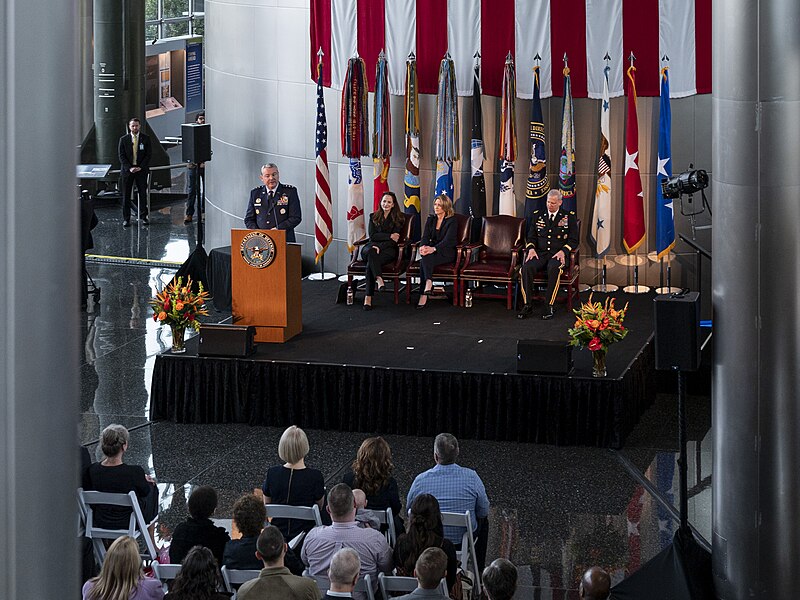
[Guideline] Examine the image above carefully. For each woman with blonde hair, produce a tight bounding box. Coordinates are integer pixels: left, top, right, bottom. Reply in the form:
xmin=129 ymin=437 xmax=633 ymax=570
xmin=261 ymin=425 xmax=325 ymax=540
xmin=416 ymin=194 xmax=458 ymax=309
xmin=342 ymin=436 xmax=403 ymax=532
xmin=82 ymin=536 xmax=163 ymax=600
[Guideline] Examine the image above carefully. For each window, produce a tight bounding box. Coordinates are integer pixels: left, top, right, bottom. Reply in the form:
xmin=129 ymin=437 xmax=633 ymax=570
xmin=145 ymin=0 xmax=204 ymax=41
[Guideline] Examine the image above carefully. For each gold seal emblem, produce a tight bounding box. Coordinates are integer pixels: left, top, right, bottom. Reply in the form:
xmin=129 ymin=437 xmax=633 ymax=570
xmin=240 ymin=231 xmax=277 ymax=268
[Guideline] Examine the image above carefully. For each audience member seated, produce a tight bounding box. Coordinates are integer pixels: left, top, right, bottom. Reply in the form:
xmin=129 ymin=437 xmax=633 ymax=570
xmin=237 ymin=526 xmax=318 ymax=600
xmin=164 ymin=545 xmax=230 ymax=600
xmin=416 ymin=195 xmax=458 ymax=309
xmin=82 ymin=424 xmax=159 ymax=541
xmin=353 ymin=489 xmax=381 ymax=529
xmin=394 ymin=547 xmax=449 ymax=600
xmin=342 ymin=436 xmax=404 ymax=534
xmin=262 ymin=425 xmax=325 ymax=540
xmin=223 ymin=494 xmax=267 ymax=571
xmin=482 ymin=558 xmax=517 ymax=600
xmin=301 ymin=483 xmax=392 ymax=594
xmin=169 ymin=485 xmax=230 ymax=566
xmin=325 ymin=548 xmax=361 ymax=599
xmin=406 ymin=433 xmax=490 ymax=569
xmin=393 ymin=494 xmax=457 ymax=594
xmin=361 ymin=191 xmax=405 ymax=310
xmin=579 ymin=566 xmax=611 ymax=600
xmin=82 ymin=536 xmax=164 ymax=600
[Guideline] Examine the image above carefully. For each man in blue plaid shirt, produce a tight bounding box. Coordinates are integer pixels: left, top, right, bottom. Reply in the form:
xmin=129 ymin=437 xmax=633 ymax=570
xmin=406 ymin=433 xmax=490 ymax=569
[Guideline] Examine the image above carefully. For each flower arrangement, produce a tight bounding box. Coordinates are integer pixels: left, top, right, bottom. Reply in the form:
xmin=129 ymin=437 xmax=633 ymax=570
xmin=568 ymin=294 xmax=629 ymax=361
xmin=150 ymin=276 xmax=209 ymax=331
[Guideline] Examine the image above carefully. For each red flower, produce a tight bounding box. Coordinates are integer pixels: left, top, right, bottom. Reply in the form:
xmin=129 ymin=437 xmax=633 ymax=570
xmin=588 ymin=337 xmax=603 ymax=352
xmin=163 ymin=299 xmax=170 ymax=310
xmin=188 ymin=314 xmax=195 ymax=321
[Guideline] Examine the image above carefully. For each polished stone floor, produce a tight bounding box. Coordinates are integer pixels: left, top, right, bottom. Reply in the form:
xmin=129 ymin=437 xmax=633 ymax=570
xmin=81 ymin=198 xmax=712 ymax=595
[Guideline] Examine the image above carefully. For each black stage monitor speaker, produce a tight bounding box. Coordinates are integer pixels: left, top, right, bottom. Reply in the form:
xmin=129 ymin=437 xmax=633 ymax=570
xmin=198 ymin=324 xmax=256 ymax=357
xmin=517 ymin=340 xmax=573 ymax=375
xmin=182 ymin=123 xmax=211 ymax=163
xmin=654 ymin=291 xmax=700 ymax=371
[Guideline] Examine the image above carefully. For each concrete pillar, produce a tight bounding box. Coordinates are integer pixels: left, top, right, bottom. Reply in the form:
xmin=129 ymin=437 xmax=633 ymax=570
xmin=712 ymin=1 xmax=800 ymax=597
xmin=0 ymin=0 xmax=80 ymax=598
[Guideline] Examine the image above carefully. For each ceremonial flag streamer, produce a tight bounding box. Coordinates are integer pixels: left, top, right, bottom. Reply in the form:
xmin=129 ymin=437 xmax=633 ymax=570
xmin=372 ymin=52 xmax=391 ymax=212
xmin=655 ymin=67 xmax=675 ymax=259
xmin=498 ymin=55 xmax=517 ymax=216
xmin=435 ymin=54 xmax=459 ymax=203
xmin=468 ymin=59 xmax=486 ymax=228
xmin=623 ymin=62 xmax=646 ymax=253
xmin=313 ymin=56 xmax=333 ymax=263
xmin=525 ymin=64 xmax=549 ymax=219
xmin=559 ymin=61 xmax=577 ymax=213
xmin=590 ymin=63 xmax=612 ymax=258
xmin=341 ymin=56 xmax=369 ymax=250
xmin=403 ymin=56 xmax=421 ymax=241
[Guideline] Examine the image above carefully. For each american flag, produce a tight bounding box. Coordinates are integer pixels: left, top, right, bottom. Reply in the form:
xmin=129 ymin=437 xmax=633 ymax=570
xmin=314 ymin=59 xmax=333 ymax=263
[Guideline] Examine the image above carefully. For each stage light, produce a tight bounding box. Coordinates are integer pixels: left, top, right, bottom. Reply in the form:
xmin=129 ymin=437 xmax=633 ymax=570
xmin=661 ymin=169 xmax=709 ymax=199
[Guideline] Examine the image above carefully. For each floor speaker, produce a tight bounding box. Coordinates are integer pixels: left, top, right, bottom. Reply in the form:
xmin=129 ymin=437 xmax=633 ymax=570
xmin=517 ymin=340 xmax=573 ymax=375
xmin=654 ymin=291 xmax=700 ymax=371
xmin=198 ymin=324 xmax=255 ymax=357
xmin=182 ymin=123 xmax=211 ymax=163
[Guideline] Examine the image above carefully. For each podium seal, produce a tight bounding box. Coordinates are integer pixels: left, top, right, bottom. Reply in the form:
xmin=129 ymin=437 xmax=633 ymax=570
xmin=240 ymin=231 xmax=277 ymax=268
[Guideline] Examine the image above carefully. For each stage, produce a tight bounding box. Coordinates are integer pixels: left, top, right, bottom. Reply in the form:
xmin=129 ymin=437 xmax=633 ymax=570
xmin=150 ymin=280 xmax=656 ymax=448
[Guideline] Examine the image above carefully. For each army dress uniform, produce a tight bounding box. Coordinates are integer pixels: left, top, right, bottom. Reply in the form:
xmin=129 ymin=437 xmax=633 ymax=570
xmin=244 ymin=183 xmax=302 ymax=243
xmin=519 ymin=208 xmax=579 ymax=318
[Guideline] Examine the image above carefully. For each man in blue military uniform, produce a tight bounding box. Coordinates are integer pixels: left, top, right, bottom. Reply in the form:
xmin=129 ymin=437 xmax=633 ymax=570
xmin=517 ymin=189 xmax=578 ymax=320
xmin=244 ymin=163 xmax=302 ymax=242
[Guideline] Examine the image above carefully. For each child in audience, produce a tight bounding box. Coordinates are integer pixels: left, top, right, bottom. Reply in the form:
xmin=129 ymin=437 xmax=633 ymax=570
xmin=353 ymin=488 xmax=380 ymax=529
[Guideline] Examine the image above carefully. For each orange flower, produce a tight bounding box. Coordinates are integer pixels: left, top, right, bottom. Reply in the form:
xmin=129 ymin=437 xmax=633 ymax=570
xmin=176 ymin=301 xmax=185 ymax=311
xmin=574 ymin=320 xmax=582 ymax=328
xmin=587 ymin=319 xmax=600 ymax=330
xmin=157 ymin=311 xmax=167 ymax=321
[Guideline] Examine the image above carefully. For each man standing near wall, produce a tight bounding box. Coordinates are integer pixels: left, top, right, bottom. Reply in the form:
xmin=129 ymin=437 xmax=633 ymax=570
xmin=118 ymin=117 xmax=151 ymax=228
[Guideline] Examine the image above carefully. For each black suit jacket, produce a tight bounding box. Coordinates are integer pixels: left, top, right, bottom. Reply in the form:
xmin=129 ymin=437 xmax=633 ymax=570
xmin=244 ymin=183 xmax=302 ymax=243
xmin=525 ymin=209 xmax=578 ymax=267
xmin=118 ymin=132 xmax=152 ymax=175
xmin=363 ymin=213 xmax=404 ymax=259
xmin=420 ymin=214 xmax=457 ymax=263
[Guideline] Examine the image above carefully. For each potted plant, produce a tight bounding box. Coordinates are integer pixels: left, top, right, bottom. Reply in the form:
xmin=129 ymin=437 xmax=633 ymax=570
xmin=567 ymin=294 xmax=629 ymax=377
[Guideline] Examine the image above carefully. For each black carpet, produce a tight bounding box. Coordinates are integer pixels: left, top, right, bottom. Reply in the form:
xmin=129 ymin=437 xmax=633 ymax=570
xmin=240 ymin=279 xmax=654 ymax=378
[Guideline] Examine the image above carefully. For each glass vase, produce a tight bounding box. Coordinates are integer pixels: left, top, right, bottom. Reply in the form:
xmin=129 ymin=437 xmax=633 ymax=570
xmin=592 ymin=350 xmax=607 ymax=378
xmin=170 ymin=324 xmax=187 ymax=353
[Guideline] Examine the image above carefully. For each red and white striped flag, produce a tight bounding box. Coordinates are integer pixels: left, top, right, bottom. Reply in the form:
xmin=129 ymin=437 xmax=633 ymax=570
xmin=310 ymin=0 xmax=711 ymax=99
xmin=313 ymin=58 xmax=332 ymax=263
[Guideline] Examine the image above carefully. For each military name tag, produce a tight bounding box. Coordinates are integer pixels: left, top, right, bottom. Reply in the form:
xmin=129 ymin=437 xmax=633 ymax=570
xmin=240 ymin=231 xmax=277 ymax=269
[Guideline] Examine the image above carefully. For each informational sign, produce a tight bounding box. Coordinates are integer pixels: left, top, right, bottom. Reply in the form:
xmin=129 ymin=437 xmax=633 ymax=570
xmin=186 ymin=42 xmax=204 ymax=113
xmin=76 ymin=164 xmax=112 ymax=179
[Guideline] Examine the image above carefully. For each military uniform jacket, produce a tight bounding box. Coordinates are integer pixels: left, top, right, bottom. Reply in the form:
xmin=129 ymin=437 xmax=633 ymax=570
xmin=525 ymin=209 xmax=579 ymax=266
xmin=244 ymin=183 xmax=302 ymax=243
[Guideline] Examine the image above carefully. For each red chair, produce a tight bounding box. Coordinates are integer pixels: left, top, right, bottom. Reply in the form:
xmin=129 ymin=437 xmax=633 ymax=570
xmin=346 ymin=213 xmax=413 ymax=304
xmin=405 ymin=214 xmax=473 ymax=306
xmin=459 ymin=215 xmax=525 ymax=309
xmin=524 ymin=219 xmax=581 ymax=309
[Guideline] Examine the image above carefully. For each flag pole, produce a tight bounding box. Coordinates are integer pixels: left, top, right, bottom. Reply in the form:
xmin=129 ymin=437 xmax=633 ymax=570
xmin=622 ymin=51 xmax=649 ymax=294
xmin=309 ymin=47 xmax=337 ymax=281
xmin=592 ymin=52 xmax=618 ymax=293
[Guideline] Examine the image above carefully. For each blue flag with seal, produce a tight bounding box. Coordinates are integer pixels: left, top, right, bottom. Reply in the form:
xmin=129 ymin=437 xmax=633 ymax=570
xmin=558 ymin=64 xmax=577 ymax=214
xmin=525 ymin=65 xmax=549 ymax=219
xmin=656 ymin=67 xmax=675 ymax=259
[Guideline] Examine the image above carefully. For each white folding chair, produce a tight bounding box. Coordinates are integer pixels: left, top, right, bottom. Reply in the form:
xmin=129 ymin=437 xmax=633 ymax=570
xmin=441 ymin=510 xmax=482 ymax=595
xmin=378 ymin=573 xmax=448 ymax=597
xmin=306 ymin=572 xmax=376 ymax=600
xmin=151 ymin=563 xmax=181 ymax=593
xmin=78 ymin=488 xmax=157 ymax=564
xmin=264 ymin=503 xmax=323 ymax=550
xmin=374 ymin=507 xmax=398 ymax=547
xmin=221 ymin=565 xmax=261 ymax=598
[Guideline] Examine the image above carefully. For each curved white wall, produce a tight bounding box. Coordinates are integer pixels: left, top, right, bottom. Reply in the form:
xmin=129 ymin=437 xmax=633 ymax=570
xmin=205 ymin=0 xmax=711 ymax=285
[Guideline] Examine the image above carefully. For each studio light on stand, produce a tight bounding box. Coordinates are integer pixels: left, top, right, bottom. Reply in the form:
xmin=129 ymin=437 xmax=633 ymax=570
xmin=661 ymin=166 xmax=711 ymax=241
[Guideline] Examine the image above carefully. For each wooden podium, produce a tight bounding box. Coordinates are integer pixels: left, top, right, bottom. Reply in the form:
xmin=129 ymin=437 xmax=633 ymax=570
xmin=231 ymin=229 xmax=302 ymax=343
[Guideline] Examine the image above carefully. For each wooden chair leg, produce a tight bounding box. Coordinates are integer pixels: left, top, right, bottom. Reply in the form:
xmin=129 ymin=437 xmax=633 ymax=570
xmin=506 ymin=283 xmax=512 ymax=309
xmin=452 ymin=280 xmax=459 ymax=306
xmin=393 ymin=276 xmax=400 ymax=304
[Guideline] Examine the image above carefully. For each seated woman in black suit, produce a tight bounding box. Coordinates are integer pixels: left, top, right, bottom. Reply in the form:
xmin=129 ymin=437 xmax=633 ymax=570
xmin=416 ymin=194 xmax=457 ymax=309
xmin=361 ymin=191 xmax=405 ymax=310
